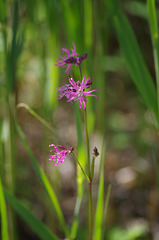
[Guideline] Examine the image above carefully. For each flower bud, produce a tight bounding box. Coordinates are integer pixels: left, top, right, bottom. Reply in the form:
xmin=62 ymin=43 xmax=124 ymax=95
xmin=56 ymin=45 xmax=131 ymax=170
xmin=93 ymin=147 xmax=99 ymax=157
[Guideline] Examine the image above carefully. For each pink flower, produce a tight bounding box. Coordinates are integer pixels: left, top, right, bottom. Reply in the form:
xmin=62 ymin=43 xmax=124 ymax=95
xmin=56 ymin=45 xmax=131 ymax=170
xmin=57 ymin=76 xmax=97 ymax=109
xmin=56 ymin=84 xmax=75 ymax=101
xmin=55 ymin=42 xmax=88 ymax=74
xmin=49 ymin=144 xmax=73 ymax=166
xmin=55 ymin=42 xmax=79 ymax=74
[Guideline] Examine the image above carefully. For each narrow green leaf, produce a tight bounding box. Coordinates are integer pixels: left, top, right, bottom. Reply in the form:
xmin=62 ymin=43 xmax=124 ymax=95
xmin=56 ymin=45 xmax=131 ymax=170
xmin=93 ymin=144 xmax=105 ymax=240
xmin=17 ymin=103 xmax=55 ymax=132
xmin=147 ymin=0 xmax=159 ymax=121
xmin=16 ymin=124 xmax=69 ymax=237
xmin=107 ymin=0 xmax=158 ymax=122
xmin=0 ymin=177 xmax=9 ymax=240
xmin=102 ymin=184 xmax=111 ymax=240
xmin=7 ymin=0 xmax=19 ymax=93
xmin=0 ymin=0 xmax=7 ymax=21
xmin=4 ymin=190 xmax=58 ymax=240
xmin=84 ymin=0 xmax=93 ymax=48
xmin=147 ymin=0 xmax=158 ymax=36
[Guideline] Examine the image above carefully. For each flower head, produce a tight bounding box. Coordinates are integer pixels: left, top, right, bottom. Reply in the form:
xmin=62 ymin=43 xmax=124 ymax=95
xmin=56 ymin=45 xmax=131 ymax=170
xmin=55 ymin=42 xmax=87 ymax=74
xmin=55 ymin=42 xmax=78 ymax=74
xmin=57 ymin=76 xmax=97 ymax=109
xmin=49 ymin=144 xmax=73 ymax=166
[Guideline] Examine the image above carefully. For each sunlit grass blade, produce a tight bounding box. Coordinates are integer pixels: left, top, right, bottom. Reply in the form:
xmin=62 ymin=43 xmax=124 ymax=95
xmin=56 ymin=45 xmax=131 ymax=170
xmin=84 ymin=0 xmax=93 ymax=49
xmin=60 ymin=0 xmax=81 ymax=45
xmin=16 ymin=124 xmax=69 ymax=237
xmin=147 ymin=0 xmax=159 ymax=120
xmin=17 ymin=103 xmax=55 ymax=132
xmin=93 ymin=143 xmax=105 ymax=240
xmin=4 ymin=190 xmax=58 ymax=240
xmin=107 ymin=0 xmax=158 ymax=122
xmin=0 ymin=177 xmax=9 ymax=240
xmin=102 ymin=184 xmax=111 ymax=240
xmin=70 ymin=102 xmax=86 ymax=239
xmin=44 ymin=35 xmax=59 ymax=110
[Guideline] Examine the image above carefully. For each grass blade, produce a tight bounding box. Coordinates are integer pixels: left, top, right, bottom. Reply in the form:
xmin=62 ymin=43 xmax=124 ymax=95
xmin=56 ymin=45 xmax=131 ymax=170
xmin=107 ymin=0 xmax=158 ymax=122
xmin=16 ymin=124 xmax=69 ymax=237
xmin=102 ymin=184 xmax=111 ymax=240
xmin=0 ymin=177 xmax=9 ymax=240
xmin=17 ymin=103 xmax=55 ymax=132
xmin=93 ymin=144 xmax=105 ymax=240
xmin=4 ymin=190 xmax=58 ymax=240
xmin=147 ymin=0 xmax=159 ymax=120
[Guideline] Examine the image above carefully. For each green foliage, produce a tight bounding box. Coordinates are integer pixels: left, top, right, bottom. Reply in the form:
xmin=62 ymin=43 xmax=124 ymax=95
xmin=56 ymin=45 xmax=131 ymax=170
xmin=106 ymin=0 xmax=158 ymax=123
xmin=4 ymin=189 xmax=59 ymax=240
xmin=93 ymin=144 xmax=105 ymax=240
xmin=0 ymin=177 xmax=9 ymax=240
xmin=107 ymin=224 xmax=148 ymax=240
xmin=16 ymin=124 xmax=69 ymax=237
xmin=1 ymin=0 xmax=159 ymax=239
xmin=147 ymin=0 xmax=159 ymax=121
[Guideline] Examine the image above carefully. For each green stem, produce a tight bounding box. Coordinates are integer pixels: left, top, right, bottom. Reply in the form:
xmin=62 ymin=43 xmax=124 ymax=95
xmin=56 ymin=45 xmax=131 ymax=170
xmin=84 ymin=108 xmax=91 ymax=178
xmin=7 ymin=94 xmax=17 ymax=240
xmin=84 ymin=108 xmax=93 ymax=240
xmin=79 ymin=65 xmax=82 ymax=81
xmin=89 ymin=181 xmax=93 ymax=240
xmin=71 ymin=152 xmax=89 ymax=182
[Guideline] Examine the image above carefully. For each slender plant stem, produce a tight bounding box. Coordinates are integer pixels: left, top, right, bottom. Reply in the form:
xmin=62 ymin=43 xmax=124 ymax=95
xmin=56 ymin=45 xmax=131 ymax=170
xmin=79 ymin=61 xmax=93 ymax=240
xmin=84 ymin=108 xmax=93 ymax=240
xmin=84 ymin=109 xmax=91 ymax=178
xmin=71 ymin=152 xmax=89 ymax=182
xmin=89 ymin=181 xmax=93 ymax=240
xmin=79 ymin=65 xmax=82 ymax=81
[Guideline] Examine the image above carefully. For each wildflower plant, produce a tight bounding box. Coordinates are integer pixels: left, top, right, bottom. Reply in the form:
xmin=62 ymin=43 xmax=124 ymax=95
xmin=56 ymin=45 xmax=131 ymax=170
xmin=49 ymin=42 xmax=110 ymax=240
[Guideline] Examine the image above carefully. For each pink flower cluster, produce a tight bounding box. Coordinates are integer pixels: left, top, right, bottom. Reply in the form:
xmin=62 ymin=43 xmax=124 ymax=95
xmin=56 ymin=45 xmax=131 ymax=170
xmin=49 ymin=144 xmax=73 ymax=166
xmin=55 ymin=42 xmax=97 ymax=109
xmin=49 ymin=42 xmax=97 ymax=166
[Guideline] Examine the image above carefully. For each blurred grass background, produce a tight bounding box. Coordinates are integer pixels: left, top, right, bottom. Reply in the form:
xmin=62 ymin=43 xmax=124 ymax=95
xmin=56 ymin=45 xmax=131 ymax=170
xmin=1 ymin=0 xmax=159 ymax=239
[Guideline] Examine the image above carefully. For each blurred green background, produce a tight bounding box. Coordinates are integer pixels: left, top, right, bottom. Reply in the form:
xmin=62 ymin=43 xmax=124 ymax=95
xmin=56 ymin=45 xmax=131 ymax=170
xmin=0 ymin=0 xmax=159 ymax=239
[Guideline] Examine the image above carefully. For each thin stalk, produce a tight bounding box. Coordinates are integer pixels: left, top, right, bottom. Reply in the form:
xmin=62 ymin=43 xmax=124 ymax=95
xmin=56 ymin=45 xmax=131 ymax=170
xmin=84 ymin=108 xmax=93 ymax=240
xmin=71 ymin=152 xmax=89 ymax=182
xmin=79 ymin=57 xmax=93 ymax=240
xmin=84 ymin=108 xmax=91 ymax=178
xmin=79 ymin=65 xmax=82 ymax=81
xmin=89 ymin=181 xmax=93 ymax=240
xmin=7 ymin=94 xmax=17 ymax=240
